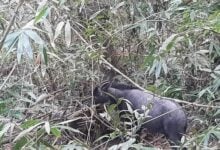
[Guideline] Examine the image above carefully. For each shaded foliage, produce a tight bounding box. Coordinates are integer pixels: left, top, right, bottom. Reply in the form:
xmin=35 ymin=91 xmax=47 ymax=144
xmin=0 ymin=0 xmax=219 ymax=149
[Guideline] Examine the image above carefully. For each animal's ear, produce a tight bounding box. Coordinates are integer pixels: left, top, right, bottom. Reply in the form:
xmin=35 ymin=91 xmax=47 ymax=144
xmin=100 ymin=81 xmax=111 ymax=91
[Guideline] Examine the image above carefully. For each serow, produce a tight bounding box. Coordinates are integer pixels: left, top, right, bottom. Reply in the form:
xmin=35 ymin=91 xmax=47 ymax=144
xmin=93 ymin=82 xmax=187 ymax=146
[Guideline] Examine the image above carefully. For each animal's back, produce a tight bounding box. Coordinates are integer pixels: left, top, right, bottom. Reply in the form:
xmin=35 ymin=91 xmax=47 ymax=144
xmin=122 ymin=89 xmax=187 ymax=143
xmin=94 ymin=83 xmax=187 ymax=145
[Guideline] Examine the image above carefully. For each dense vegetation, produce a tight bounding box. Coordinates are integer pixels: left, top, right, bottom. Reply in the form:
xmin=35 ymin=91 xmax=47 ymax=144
xmin=0 ymin=0 xmax=219 ymax=149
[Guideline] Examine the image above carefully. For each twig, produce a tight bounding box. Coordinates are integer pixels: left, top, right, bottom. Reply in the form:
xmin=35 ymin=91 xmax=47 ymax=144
xmin=0 ymin=63 xmax=17 ymax=90
xmin=0 ymin=0 xmax=25 ymax=51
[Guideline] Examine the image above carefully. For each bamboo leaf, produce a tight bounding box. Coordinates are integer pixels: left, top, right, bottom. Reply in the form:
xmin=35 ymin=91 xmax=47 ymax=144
xmin=35 ymin=6 xmax=50 ymax=24
xmin=44 ymin=121 xmax=50 ymax=134
xmin=51 ymin=127 xmax=61 ymax=137
xmin=159 ymin=34 xmax=178 ymax=52
xmin=54 ymin=21 xmax=65 ymax=40
xmin=13 ymin=122 xmax=44 ymax=142
xmin=0 ymin=123 xmax=11 ymax=138
xmin=65 ymin=20 xmax=71 ymax=48
xmin=24 ymin=30 xmax=44 ymax=45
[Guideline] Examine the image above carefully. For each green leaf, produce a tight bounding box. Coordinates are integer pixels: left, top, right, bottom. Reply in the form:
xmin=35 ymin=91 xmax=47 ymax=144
xmin=107 ymin=103 xmax=118 ymax=113
xmin=206 ymin=88 xmax=215 ymax=99
xmin=53 ymin=125 xmax=83 ymax=135
xmin=0 ymin=102 xmax=6 ymax=114
xmin=198 ymin=88 xmax=208 ymax=98
xmin=159 ymin=34 xmax=177 ymax=52
xmin=40 ymin=45 xmax=48 ymax=65
xmin=89 ymin=9 xmax=104 ymax=20
xmin=211 ymin=129 xmax=220 ymax=139
xmin=214 ymin=109 xmax=220 ymax=117
xmin=13 ymin=122 xmax=44 ymax=142
xmin=213 ymin=44 xmax=220 ymax=56
xmin=94 ymin=135 xmax=110 ymax=143
xmin=14 ymin=137 xmax=28 ymax=150
xmin=149 ymin=59 xmax=158 ymax=76
xmin=143 ymin=55 xmax=155 ymax=66
xmin=35 ymin=6 xmax=50 ymax=24
xmin=38 ymin=139 xmax=56 ymax=149
xmin=21 ymin=119 xmax=40 ymax=129
xmin=213 ymin=43 xmax=220 ymax=56
xmin=51 ymin=127 xmax=61 ymax=137
xmin=146 ymin=85 xmax=157 ymax=93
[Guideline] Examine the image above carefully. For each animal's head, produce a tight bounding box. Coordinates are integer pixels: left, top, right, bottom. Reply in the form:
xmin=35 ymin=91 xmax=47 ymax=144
xmin=93 ymin=81 xmax=115 ymax=104
xmin=93 ymin=81 xmax=139 ymax=104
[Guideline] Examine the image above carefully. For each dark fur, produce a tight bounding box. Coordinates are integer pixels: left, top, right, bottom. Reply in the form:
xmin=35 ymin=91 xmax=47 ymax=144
xmin=110 ymin=83 xmax=139 ymax=90
xmin=93 ymin=82 xmax=187 ymax=145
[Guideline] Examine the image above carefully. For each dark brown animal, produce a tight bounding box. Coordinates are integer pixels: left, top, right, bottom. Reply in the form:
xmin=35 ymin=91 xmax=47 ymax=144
xmin=93 ymin=82 xmax=187 ymax=145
